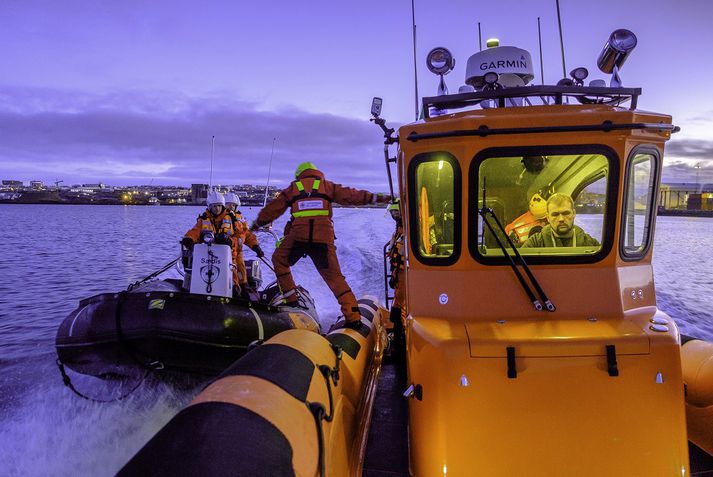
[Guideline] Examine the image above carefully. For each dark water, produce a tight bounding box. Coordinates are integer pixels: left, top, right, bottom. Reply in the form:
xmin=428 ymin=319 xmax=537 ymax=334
xmin=0 ymin=204 xmax=710 ymax=476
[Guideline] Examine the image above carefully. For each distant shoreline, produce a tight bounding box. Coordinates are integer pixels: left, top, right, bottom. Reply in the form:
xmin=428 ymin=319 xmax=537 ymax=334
xmin=0 ymin=201 xmax=387 ymax=209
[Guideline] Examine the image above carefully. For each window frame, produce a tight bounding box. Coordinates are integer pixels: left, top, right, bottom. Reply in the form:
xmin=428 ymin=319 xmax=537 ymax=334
xmin=619 ymin=145 xmax=661 ymax=261
xmin=407 ymin=151 xmax=462 ymax=266
xmin=468 ymin=144 xmax=620 ymax=265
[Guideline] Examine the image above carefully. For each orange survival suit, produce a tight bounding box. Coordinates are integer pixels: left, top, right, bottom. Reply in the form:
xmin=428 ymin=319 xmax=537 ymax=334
xmin=230 ymin=210 xmax=261 ymax=286
xmin=253 ymin=167 xmax=389 ymax=323
xmin=505 ymin=193 xmax=549 ymax=246
xmin=184 ymin=208 xmax=243 ymax=286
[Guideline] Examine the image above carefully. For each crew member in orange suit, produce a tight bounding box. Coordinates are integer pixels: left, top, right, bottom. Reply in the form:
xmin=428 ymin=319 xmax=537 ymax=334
xmin=224 ymin=192 xmax=264 ymax=291
xmin=251 ymin=162 xmax=390 ymax=323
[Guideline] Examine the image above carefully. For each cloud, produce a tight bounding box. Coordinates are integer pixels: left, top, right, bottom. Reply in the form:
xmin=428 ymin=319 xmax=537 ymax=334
xmin=665 ymin=138 xmax=713 ymax=160
xmin=662 ymin=159 xmax=713 ymax=185
xmin=0 ymin=87 xmax=393 ymax=190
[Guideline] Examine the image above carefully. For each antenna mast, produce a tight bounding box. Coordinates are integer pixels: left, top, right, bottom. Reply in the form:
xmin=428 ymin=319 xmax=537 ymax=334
xmin=209 ymin=135 xmax=215 ymax=188
xmin=263 ymin=138 xmax=276 ymax=207
xmin=411 ymin=0 xmax=419 ymax=121
xmin=478 ymin=22 xmax=482 ymax=51
xmin=555 ymin=0 xmax=567 ymax=78
xmin=538 ymin=17 xmax=545 ymax=85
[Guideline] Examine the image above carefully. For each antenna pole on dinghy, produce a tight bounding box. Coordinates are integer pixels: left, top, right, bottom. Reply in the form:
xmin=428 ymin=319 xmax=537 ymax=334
xmin=263 ymin=137 xmax=276 ymax=208
xmin=209 ymin=135 xmax=215 ymax=188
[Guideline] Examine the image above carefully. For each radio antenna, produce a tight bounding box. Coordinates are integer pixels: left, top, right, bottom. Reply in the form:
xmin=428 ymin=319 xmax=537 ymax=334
xmin=478 ymin=22 xmax=483 ymax=51
xmin=263 ymin=137 xmax=276 ymax=207
xmin=411 ymin=0 xmax=419 ymax=121
xmin=538 ymin=17 xmax=545 ymax=85
xmin=555 ymin=0 xmax=567 ymax=78
xmin=209 ymin=135 xmax=215 ymax=188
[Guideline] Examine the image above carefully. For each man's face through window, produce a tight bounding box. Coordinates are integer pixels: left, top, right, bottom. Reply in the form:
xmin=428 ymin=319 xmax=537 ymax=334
xmin=547 ymin=201 xmax=575 ymax=236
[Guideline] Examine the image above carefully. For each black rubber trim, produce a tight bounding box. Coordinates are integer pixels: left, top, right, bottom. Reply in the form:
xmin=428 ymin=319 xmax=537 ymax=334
xmin=358 ymin=306 xmax=375 ymax=322
xmin=606 ymin=344 xmax=619 ymax=377
xmin=118 ymin=402 xmax=295 ymax=477
xmin=357 ymin=298 xmax=376 ymax=307
xmin=348 ymin=322 xmax=371 ymax=338
xmin=506 ymin=347 xmax=517 ymax=379
xmin=327 ymin=334 xmax=361 ymax=360
xmin=219 ymin=344 xmax=314 ymax=402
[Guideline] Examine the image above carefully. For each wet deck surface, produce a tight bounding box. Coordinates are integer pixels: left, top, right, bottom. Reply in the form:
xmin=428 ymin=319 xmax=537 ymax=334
xmin=363 ymin=351 xmax=410 ymax=477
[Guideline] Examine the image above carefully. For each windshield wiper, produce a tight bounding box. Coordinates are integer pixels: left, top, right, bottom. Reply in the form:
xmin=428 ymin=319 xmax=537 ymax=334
xmin=479 ymin=179 xmax=556 ymax=312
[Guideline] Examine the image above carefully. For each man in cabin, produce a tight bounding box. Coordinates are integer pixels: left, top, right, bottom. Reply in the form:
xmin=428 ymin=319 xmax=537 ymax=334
xmin=521 ymin=192 xmax=600 ymax=248
xmin=224 ymin=192 xmax=264 ymax=294
xmin=250 ymin=162 xmax=390 ymax=324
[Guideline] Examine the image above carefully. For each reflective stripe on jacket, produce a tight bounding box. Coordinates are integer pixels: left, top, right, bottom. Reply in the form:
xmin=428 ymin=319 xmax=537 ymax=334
xmin=289 ymin=177 xmax=332 ymax=219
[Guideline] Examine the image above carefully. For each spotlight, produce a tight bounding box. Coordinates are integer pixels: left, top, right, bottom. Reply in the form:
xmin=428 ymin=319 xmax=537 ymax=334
xmin=426 ymin=47 xmax=455 ymax=76
xmin=597 ymin=29 xmax=637 ymax=74
xmin=570 ymin=67 xmax=589 ymax=85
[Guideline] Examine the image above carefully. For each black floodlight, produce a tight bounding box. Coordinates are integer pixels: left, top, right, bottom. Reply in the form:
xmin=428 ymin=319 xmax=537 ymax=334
xmin=557 ymin=78 xmax=574 ymax=87
xmin=570 ymin=67 xmax=589 ymax=85
xmin=597 ymin=29 xmax=637 ymax=74
xmin=426 ymin=47 xmax=455 ymax=75
xmin=371 ymin=97 xmax=383 ymax=117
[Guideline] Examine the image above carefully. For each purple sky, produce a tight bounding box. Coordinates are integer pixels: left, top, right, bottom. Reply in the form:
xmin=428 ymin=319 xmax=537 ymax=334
xmin=1 ymin=0 xmax=712 ymax=188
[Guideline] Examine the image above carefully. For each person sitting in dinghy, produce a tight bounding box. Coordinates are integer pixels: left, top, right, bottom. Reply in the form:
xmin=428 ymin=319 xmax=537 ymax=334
xmin=521 ymin=193 xmax=600 ymax=249
xmin=182 ymin=190 xmax=245 ymax=295
xmin=224 ymin=192 xmax=264 ymax=295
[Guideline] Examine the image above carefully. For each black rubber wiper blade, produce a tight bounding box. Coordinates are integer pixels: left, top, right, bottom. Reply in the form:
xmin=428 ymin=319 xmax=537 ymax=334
xmin=484 ymin=208 xmax=556 ymax=312
xmin=479 ymin=207 xmax=543 ymax=311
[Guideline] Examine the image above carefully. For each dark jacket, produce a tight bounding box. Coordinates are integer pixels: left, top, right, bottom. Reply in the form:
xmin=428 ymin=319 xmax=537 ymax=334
xmin=521 ymin=224 xmax=600 ymax=248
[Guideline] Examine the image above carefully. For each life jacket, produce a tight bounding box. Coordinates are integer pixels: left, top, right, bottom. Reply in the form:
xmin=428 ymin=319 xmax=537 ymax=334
xmin=199 ymin=210 xmax=235 ymax=236
xmin=286 ymin=172 xmax=333 ymax=220
xmin=387 ymin=225 xmax=404 ymax=272
xmin=505 ymin=211 xmax=548 ymax=245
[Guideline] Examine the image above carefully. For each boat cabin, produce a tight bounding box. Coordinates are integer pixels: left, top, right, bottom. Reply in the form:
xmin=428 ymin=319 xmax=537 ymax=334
xmin=380 ymin=32 xmax=690 ymax=476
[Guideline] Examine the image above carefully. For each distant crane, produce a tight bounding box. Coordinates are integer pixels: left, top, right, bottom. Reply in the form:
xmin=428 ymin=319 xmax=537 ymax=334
xmin=54 ymin=179 xmax=64 ymax=189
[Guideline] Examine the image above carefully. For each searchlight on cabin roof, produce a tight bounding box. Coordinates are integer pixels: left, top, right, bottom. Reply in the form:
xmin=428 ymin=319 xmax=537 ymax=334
xmin=597 ymin=29 xmax=637 ymax=87
xmin=427 ymin=47 xmax=455 ymax=97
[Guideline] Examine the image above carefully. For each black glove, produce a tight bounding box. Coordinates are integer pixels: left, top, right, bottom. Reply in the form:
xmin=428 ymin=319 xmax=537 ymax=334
xmin=181 ymin=237 xmax=194 ymax=250
xmin=252 ymin=244 xmax=265 ymax=258
xmin=388 ymin=276 xmax=397 ymax=289
xmin=215 ymin=233 xmax=231 ymax=245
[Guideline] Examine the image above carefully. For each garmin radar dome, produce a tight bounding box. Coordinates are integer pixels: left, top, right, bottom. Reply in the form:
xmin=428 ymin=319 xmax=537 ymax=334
xmin=465 ymin=38 xmax=535 ymax=90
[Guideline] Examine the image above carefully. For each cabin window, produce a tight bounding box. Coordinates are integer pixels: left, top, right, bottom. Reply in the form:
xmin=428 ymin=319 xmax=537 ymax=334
xmin=408 ymin=152 xmax=461 ymax=265
xmin=470 ymin=146 xmax=618 ymax=264
xmin=621 ymin=150 xmax=658 ymax=259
